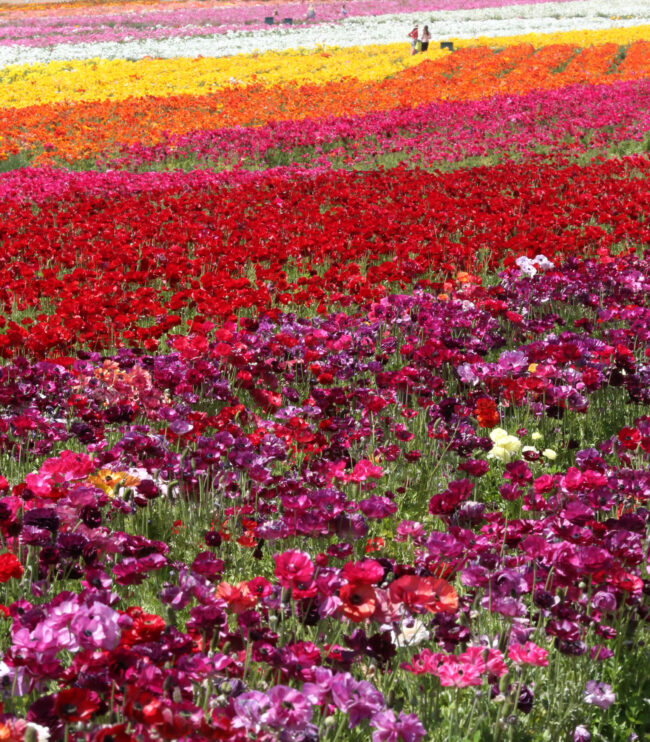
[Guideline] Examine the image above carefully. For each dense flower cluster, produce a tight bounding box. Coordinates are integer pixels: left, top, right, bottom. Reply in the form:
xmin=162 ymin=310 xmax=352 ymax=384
xmin=0 ymin=156 xmax=649 ymax=356
xmin=3 ymin=37 xmax=650 ymax=164
xmin=0 ymin=1 xmax=649 ymax=740
xmin=0 ymin=0 xmax=585 ymax=49
xmin=109 ymin=77 xmax=650 ymax=171
xmin=1 ymin=0 xmax=648 ymax=66
xmin=0 ymin=253 xmax=646 ymax=738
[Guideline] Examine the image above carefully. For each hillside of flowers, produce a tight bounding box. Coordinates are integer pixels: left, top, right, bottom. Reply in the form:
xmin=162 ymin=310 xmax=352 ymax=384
xmin=0 ymin=0 xmax=648 ymax=741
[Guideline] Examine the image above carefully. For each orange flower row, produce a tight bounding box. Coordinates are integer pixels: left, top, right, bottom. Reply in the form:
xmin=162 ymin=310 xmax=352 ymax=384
xmin=2 ymin=39 xmax=649 ymax=166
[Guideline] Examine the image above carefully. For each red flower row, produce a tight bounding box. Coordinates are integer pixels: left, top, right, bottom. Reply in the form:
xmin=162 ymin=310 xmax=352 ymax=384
xmin=0 ymin=155 xmax=649 ymax=357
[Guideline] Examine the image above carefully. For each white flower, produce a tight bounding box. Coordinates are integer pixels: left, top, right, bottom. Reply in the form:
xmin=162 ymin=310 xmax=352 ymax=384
xmin=490 ymin=428 xmax=521 ymax=453
xmin=532 ymin=254 xmax=555 ymax=271
xmin=489 ymin=427 xmax=509 ymax=444
xmin=487 ymin=444 xmax=511 ymax=463
xmin=542 ymin=448 xmax=557 ymax=460
xmin=531 ymin=431 xmax=543 ymax=441
xmin=488 ymin=428 xmax=522 ymax=462
xmin=392 ymin=619 xmax=430 ymax=647
xmin=0 ymin=0 xmax=649 ymax=66
xmin=26 ymin=724 xmax=50 ymax=742
xmin=515 ymin=256 xmax=537 ymax=277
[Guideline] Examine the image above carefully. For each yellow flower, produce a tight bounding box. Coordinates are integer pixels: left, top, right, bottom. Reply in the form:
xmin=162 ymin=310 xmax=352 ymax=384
xmin=87 ymin=469 xmax=140 ymax=496
xmin=0 ymin=43 xmax=443 ymax=109
xmin=4 ymin=23 xmax=650 ymax=109
xmin=542 ymin=449 xmax=557 ymax=461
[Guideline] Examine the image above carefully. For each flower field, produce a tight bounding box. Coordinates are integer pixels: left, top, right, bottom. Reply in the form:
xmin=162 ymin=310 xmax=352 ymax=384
xmin=0 ymin=0 xmax=649 ymax=741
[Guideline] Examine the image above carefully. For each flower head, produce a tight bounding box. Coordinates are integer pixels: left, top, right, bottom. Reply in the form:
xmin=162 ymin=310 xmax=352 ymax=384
xmin=584 ymin=680 xmax=615 ymax=709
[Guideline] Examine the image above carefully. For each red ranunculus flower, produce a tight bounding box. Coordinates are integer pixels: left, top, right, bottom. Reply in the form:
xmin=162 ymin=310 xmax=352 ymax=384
xmin=389 ymin=575 xmax=458 ymax=615
xmin=0 ymin=552 xmax=23 ymax=583
xmin=54 ymin=688 xmax=102 ymax=723
xmin=339 ymin=583 xmax=377 ymax=623
xmin=475 ymin=398 xmax=499 ymax=429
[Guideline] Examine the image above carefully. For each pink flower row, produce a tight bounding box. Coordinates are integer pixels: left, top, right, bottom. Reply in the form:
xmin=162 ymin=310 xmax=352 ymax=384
xmin=0 ymin=0 xmax=580 ymax=47
xmin=108 ymin=78 xmax=650 ymax=170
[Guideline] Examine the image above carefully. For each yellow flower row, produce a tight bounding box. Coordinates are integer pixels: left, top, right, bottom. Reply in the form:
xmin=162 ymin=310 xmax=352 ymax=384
xmin=454 ymin=23 xmax=650 ymax=50
xmin=0 ymin=43 xmax=442 ymax=109
xmin=1 ymin=23 xmax=649 ymax=110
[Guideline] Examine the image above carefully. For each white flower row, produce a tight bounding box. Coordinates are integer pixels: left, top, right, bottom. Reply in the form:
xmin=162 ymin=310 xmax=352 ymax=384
xmin=0 ymin=0 xmax=647 ymax=67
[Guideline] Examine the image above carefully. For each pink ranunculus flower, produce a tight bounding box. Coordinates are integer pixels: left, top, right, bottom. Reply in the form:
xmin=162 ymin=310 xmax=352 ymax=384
xmin=273 ymin=549 xmax=314 ymax=588
xmin=508 ymin=641 xmax=549 ymax=666
xmin=435 ymin=656 xmax=482 ymax=688
xmin=39 ymin=450 xmax=95 ymax=481
xmin=348 ymin=459 xmax=384 ymax=483
xmin=71 ymin=601 xmax=121 ymax=651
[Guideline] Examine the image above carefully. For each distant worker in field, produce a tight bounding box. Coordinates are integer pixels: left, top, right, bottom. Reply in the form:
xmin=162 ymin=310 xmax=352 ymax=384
xmin=420 ymin=25 xmax=431 ymax=52
xmin=306 ymin=4 xmax=315 ymax=20
xmin=408 ymin=24 xmax=419 ymax=55
xmin=340 ymin=4 xmax=348 ymax=18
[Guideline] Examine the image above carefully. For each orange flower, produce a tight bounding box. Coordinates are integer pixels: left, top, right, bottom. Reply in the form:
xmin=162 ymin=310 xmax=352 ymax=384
xmin=365 ymin=536 xmax=384 ymax=553
xmin=475 ymin=398 xmax=499 ymax=429
xmin=216 ymin=581 xmax=257 ymax=614
xmin=3 ymin=40 xmax=647 ymax=168
xmin=339 ymin=583 xmax=377 ymax=623
xmin=389 ymin=575 xmax=458 ymax=614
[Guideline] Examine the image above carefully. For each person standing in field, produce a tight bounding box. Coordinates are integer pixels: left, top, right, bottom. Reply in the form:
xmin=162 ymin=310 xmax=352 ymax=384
xmin=306 ymin=4 xmax=315 ymax=20
xmin=420 ymin=26 xmax=431 ymax=52
xmin=420 ymin=25 xmax=431 ymax=52
xmin=408 ymin=24 xmax=419 ymax=55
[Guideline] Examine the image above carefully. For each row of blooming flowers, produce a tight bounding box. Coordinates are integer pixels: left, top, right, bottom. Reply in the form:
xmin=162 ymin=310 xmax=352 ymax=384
xmin=4 ymin=25 xmax=650 ymax=111
xmin=0 ymin=155 xmax=648 ymax=355
xmin=2 ymin=37 xmax=650 ymax=165
xmin=107 ymin=77 xmax=650 ymax=171
xmin=0 ymin=0 xmax=584 ymax=46
xmin=0 ymin=4 xmax=648 ymax=740
xmin=0 ymin=250 xmax=646 ymax=740
xmin=1 ymin=0 xmax=648 ymax=65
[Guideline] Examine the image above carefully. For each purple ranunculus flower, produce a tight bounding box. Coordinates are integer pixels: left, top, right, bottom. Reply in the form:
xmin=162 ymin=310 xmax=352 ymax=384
xmin=584 ymin=680 xmax=615 ymax=709
xmin=497 ymin=350 xmax=528 ymax=373
xmin=331 ymin=673 xmax=385 ymax=727
xmin=263 ymin=685 xmax=313 ymax=730
xmin=232 ymin=690 xmax=270 ymax=732
xmin=359 ymin=496 xmax=398 ymax=519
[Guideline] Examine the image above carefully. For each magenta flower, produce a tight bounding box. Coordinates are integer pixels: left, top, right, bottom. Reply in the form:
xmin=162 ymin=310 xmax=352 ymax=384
xmin=71 ymin=602 xmax=121 ymax=651
xmin=435 ymin=657 xmax=482 ymax=688
xmin=371 ymin=709 xmax=427 ymax=742
xmin=508 ymin=642 xmax=549 ymax=667
xmin=347 ymin=459 xmax=384 ymax=483
xmin=263 ymin=685 xmax=313 ymax=730
xmin=232 ymin=690 xmax=270 ymax=732
xmin=273 ymin=549 xmax=314 ymax=588
xmin=331 ymin=673 xmax=385 ymax=727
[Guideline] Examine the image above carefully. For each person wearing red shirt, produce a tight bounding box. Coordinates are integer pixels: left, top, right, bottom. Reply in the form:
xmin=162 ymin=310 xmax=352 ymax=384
xmin=408 ymin=25 xmax=419 ymax=55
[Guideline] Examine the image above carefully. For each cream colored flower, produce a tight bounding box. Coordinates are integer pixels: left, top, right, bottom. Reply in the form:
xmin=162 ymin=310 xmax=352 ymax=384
xmin=487 ymin=445 xmax=511 ymax=463
xmin=489 ymin=428 xmax=509 ymax=444
xmin=488 ymin=428 xmax=521 ymax=462
xmin=542 ymin=449 xmax=557 ymax=460
xmin=392 ymin=619 xmax=430 ymax=647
